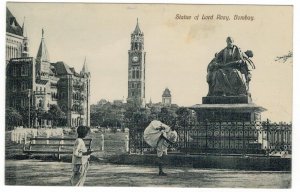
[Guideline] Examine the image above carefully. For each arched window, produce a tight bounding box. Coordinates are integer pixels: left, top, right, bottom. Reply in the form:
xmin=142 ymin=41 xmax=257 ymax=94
xmin=38 ymin=100 xmax=43 ymax=108
xmin=21 ymin=82 xmax=26 ymax=91
xmin=136 ymin=70 xmax=139 ymax=79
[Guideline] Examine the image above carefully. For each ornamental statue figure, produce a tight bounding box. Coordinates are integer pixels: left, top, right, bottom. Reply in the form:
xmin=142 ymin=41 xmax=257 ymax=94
xmin=206 ymin=37 xmax=255 ymax=96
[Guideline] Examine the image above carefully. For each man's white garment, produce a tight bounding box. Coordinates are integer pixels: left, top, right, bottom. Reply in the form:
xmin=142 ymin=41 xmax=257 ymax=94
xmin=143 ymin=120 xmax=171 ymax=148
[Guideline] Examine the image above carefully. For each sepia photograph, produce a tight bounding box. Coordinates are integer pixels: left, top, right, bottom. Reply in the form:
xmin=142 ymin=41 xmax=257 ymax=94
xmin=2 ymin=0 xmax=296 ymax=189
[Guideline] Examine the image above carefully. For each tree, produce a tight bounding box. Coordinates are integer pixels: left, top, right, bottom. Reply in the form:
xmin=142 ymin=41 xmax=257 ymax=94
xmin=5 ymin=107 xmax=23 ymax=130
xmin=19 ymin=106 xmax=36 ymax=128
xmin=275 ymin=51 xmax=293 ymax=63
xmin=158 ymin=107 xmax=177 ymax=126
xmin=176 ymin=107 xmax=197 ymax=128
xmin=48 ymin=104 xmax=66 ymax=127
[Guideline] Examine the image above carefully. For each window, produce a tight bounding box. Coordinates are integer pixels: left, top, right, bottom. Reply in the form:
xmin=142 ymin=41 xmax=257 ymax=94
xmin=132 ymin=70 xmax=135 ymax=79
xmin=38 ymin=100 xmax=43 ymax=108
xmin=12 ymin=99 xmax=16 ymax=107
xmin=21 ymin=98 xmax=26 ymax=108
xmin=136 ymin=70 xmax=139 ymax=78
xmin=21 ymin=65 xmax=28 ymax=76
xmin=12 ymin=82 xmax=17 ymax=92
xmin=12 ymin=66 xmax=17 ymax=76
xmin=21 ymin=82 xmax=27 ymax=91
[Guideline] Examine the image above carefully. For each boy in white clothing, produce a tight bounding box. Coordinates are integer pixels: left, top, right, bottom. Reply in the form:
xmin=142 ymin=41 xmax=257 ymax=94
xmin=70 ymin=126 xmax=92 ymax=186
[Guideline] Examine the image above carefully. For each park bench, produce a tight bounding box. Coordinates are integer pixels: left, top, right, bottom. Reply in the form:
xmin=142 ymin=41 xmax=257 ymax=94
xmin=23 ymin=137 xmax=92 ymax=160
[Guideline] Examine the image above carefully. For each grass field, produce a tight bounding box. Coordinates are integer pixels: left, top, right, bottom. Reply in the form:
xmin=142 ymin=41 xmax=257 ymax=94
xmin=5 ymin=130 xmax=129 ymax=160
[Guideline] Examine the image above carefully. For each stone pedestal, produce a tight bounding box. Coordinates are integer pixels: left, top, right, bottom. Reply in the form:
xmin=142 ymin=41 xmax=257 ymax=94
xmin=191 ymin=103 xmax=266 ymax=122
xmin=202 ymin=96 xmax=252 ymax=104
xmin=192 ymin=95 xmax=266 ymax=122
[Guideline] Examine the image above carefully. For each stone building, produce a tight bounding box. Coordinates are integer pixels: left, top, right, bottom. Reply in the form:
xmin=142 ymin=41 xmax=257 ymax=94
xmin=6 ymin=7 xmax=29 ymax=64
xmin=127 ymin=19 xmax=146 ymax=108
xmin=6 ymin=8 xmax=90 ymax=128
xmin=162 ymin=88 xmax=172 ymax=106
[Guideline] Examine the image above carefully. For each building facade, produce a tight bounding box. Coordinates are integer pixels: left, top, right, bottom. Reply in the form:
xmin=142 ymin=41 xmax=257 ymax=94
xmin=127 ymin=19 xmax=146 ymax=108
xmin=6 ymin=8 xmax=90 ymax=128
xmin=6 ymin=7 xmax=28 ymax=65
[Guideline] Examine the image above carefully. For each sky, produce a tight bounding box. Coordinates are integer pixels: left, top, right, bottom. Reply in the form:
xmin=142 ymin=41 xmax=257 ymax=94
xmin=5 ymin=3 xmax=293 ymax=122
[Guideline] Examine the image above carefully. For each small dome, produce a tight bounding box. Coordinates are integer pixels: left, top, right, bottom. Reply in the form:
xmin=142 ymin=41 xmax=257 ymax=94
xmin=162 ymin=88 xmax=171 ymax=97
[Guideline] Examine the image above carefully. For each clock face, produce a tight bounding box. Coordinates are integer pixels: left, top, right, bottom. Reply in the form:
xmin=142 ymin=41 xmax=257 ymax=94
xmin=132 ymin=56 xmax=139 ymax=62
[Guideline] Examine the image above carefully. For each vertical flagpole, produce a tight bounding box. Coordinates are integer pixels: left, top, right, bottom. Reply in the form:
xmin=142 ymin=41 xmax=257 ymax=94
xmin=28 ymin=89 xmax=31 ymax=128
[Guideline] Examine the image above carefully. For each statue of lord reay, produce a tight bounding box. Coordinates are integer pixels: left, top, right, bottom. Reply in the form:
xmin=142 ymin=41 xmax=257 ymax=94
xmin=206 ymin=37 xmax=255 ymax=97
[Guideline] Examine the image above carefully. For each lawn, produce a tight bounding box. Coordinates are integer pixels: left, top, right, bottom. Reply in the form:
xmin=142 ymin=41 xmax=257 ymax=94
xmin=5 ymin=129 xmax=129 ymax=160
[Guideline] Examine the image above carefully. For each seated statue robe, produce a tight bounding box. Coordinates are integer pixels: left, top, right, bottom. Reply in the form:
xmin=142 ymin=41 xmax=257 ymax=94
xmin=207 ymin=45 xmax=248 ymax=96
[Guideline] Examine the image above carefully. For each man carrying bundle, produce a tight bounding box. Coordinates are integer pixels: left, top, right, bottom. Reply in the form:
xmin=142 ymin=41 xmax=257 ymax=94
xmin=144 ymin=120 xmax=178 ymax=176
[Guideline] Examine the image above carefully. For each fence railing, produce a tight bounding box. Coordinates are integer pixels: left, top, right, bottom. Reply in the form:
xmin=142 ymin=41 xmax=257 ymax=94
xmin=129 ymin=120 xmax=292 ymax=155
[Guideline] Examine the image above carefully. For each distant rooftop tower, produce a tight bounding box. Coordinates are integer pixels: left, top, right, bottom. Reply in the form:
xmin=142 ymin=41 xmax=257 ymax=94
xmin=162 ymin=88 xmax=172 ymax=106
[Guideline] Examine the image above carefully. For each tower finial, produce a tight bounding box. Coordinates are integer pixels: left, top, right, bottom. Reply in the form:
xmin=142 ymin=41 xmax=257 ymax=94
xmin=42 ymin=28 xmax=44 ymax=38
xmin=137 ymin=17 xmax=139 ymax=24
xmin=22 ymin=16 xmax=27 ymax=37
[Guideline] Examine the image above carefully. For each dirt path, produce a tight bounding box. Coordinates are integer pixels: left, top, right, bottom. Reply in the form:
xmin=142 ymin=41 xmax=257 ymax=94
xmin=5 ymin=159 xmax=291 ymax=188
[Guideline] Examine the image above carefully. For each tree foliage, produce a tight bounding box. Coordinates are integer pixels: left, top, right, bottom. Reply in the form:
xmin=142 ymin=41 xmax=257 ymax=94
xmin=90 ymin=99 xmax=199 ymax=131
xmin=275 ymin=51 xmax=293 ymax=63
xmin=48 ymin=104 xmax=66 ymax=126
xmin=5 ymin=107 xmax=23 ymax=130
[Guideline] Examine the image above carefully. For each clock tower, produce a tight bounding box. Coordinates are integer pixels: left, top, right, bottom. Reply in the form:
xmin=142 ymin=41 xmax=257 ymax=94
xmin=127 ymin=19 xmax=146 ymax=107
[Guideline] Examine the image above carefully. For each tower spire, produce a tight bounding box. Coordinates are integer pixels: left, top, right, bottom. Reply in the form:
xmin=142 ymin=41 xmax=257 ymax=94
xmin=22 ymin=17 xmax=28 ymax=37
xmin=36 ymin=28 xmax=49 ymax=62
xmin=36 ymin=28 xmax=50 ymax=78
xmin=81 ymin=56 xmax=90 ymax=76
xmin=133 ymin=18 xmax=142 ymax=34
xmin=22 ymin=17 xmax=29 ymax=57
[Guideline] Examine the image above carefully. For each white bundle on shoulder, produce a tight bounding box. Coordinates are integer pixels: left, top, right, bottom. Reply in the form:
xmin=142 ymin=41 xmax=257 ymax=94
xmin=144 ymin=120 xmax=174 ymax=147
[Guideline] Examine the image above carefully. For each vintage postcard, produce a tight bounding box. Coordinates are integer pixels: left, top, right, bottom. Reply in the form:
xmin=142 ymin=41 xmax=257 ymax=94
xmin=4 ymin=2 xmax=293 ymax=188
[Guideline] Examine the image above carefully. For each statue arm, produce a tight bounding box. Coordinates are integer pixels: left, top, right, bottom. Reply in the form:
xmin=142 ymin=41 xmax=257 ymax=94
xmin=219 ymin=60 xmax=243 ymax=69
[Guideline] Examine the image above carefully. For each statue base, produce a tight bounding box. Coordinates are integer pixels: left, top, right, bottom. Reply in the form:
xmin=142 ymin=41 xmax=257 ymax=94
xmin=191 ymin=103 xmax=266 ymax=122
xmin=202 ymin=96 xmax=252 ymax=104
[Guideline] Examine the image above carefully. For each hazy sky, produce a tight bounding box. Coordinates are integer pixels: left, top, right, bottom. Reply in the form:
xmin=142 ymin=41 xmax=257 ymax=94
xmin=6 ymin=3 xmax=293 ymax=122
